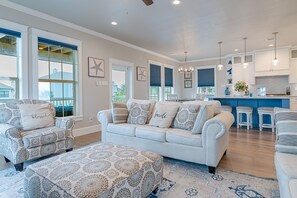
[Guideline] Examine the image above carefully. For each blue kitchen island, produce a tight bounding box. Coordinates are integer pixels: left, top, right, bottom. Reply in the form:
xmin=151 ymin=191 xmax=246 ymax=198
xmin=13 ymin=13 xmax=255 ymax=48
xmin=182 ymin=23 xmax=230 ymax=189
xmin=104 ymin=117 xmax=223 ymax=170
xmin=212 ymin=96 xmax=290 ymax=128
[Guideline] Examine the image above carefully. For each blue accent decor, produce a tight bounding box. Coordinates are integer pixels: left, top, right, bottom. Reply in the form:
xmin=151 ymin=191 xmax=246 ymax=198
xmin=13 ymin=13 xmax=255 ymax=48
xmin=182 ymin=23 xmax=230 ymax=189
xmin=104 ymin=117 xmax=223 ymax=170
xmin=197 ymin=68 xmax=214 ymax=87
xmin=150 ymin=64 xmax=161 ymax=87
xmin=0 ymin=27 xmax=21 ymax=38
xmin=229 ymin=185 xmax=264 ymax=198
xmin=213 ymin=97 xmax=290 ymax=128
xmin=38 ymin=37 xmax=78 ymax=50
xmin=165 ymin=67 xmax=173 ymax=87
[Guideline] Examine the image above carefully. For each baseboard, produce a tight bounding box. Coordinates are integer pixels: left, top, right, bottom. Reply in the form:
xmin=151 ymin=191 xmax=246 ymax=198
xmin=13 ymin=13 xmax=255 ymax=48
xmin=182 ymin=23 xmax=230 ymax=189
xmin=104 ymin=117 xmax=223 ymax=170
xmin=73 ymin=124 xmax=101 ymax=137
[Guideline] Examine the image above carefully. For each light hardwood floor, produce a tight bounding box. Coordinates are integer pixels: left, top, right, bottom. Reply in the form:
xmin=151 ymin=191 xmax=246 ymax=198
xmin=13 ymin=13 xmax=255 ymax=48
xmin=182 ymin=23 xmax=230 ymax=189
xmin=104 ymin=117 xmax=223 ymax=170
xmin=75 ymin=127 xmax=276 ymax=179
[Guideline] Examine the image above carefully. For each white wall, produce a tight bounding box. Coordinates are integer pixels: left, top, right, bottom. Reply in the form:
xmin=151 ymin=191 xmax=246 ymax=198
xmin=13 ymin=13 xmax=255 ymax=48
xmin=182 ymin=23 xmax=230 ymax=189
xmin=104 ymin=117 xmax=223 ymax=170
xmin=0 ymin=5 xmax=178 ymax=130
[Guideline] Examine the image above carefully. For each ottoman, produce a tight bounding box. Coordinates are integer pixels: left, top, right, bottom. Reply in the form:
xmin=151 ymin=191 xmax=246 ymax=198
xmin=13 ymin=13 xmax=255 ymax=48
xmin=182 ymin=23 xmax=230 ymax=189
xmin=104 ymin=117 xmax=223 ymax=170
xmin=24 ymin=143 xmax=163 ymax=198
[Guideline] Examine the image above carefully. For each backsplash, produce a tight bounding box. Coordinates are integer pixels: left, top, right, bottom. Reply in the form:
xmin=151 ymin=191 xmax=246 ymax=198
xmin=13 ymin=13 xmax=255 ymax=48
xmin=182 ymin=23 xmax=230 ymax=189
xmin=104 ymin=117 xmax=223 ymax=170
xmin=251 ymin=76 xmax=289 ymax=95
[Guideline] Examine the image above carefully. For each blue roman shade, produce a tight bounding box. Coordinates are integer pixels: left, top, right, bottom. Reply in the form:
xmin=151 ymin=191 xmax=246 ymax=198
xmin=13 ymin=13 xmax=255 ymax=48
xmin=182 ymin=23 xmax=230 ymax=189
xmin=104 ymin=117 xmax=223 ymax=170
xmin=197 ymin=68 xmax=215 ymax=87
xmin=165 ymin=67 xmax=173 ymax=87
xmin=0 ymin=27 xmax=21 ymax=38
xmin=150 ymin=64 xmax=161 ymax=87
xmin=38 ymin=37 xmax=78 ymax=50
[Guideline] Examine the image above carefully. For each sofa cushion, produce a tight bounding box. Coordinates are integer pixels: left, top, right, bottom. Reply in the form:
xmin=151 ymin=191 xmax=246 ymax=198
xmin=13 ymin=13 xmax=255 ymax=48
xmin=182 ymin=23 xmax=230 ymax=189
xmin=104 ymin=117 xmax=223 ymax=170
xmin=112 ymin=102 xmax=128 ymax=124
xmin=127 ymin=99 xmax=156 ymax=123
xmin=192 ymin=105 xmax=214 ymax=134
xmin=166 ymin=128 xmax=202 ymax=147
xmin=21 ymin=126 xmax=66 ymax=149
xmin=135 ymin=125 xmax=167 ymax=142
xmin=276 ymin=132 xmax=297 ymax=154
xmin=289 ymin=179 xmax=297 ymax=198
xmin=107 ymin=123 xmax=138 ymax=137
xmin=127 ymin=102 xmax=150 ymax=125
xmin=183 ymin=100 xmax=221 ymax=115
xmin=173 ymin=104 xmax=200 ymax=131
xmin=149 ymin=102 xmax=180 ymax=128
xmin=275 ymin=152 xmax=297 ymax=178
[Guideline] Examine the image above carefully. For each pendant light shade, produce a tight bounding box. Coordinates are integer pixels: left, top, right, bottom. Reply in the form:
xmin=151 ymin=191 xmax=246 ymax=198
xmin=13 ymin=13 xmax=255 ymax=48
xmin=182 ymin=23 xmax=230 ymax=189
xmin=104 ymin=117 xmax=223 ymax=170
xmin=217 ymin=42 xmax=223 ymax=71
xmin=243 ymin=37 xmax=248 ymax=69
xmin=178 ymin=51 xmax=194 ymax=73
xmin=272 ymin=32 xmax=279 ymax=66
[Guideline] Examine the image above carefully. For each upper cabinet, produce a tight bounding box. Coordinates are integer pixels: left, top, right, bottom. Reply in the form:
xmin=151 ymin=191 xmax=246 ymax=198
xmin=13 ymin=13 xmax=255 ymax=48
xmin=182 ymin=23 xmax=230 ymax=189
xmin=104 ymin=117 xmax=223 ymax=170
xmin=231 ymin=54 xmax=255 ymax=85
xmin=289 ymin=49 xmax=297 ymax=83
xmin=254 ymin=48 xmax=290 ymax=76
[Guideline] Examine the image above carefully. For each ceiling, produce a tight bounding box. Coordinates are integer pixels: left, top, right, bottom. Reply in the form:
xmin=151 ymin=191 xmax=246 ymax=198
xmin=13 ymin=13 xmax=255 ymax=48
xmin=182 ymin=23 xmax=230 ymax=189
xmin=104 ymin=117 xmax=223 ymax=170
xmin=7 ymin=0 xmax=297 ymax=61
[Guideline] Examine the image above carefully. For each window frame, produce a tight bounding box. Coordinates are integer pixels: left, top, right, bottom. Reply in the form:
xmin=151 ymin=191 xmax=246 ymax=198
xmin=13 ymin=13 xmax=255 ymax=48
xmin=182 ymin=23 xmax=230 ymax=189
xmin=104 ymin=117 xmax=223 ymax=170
xmin=196 ymin=65 xmax=217 ymax=97
xmin=164 ymin=64 xmax=175 ymax=100
xmin=149 ymin=60 xmax=163 ymax=101
xmin=31 ymin=28 xmax=83 ymax=121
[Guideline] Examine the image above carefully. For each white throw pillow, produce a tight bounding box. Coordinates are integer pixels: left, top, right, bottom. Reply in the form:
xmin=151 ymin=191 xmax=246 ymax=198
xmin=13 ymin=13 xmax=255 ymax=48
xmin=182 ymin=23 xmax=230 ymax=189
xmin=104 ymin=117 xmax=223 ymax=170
xmin=149 ymin=102 xmax=180 ymax=128
xmin=18 ymin=104 xmax=55 ymax=130
xmin=183 ymin=100 xmax=221 ymax=115
xmin=192 ymin=105 xmax=214 ymax=134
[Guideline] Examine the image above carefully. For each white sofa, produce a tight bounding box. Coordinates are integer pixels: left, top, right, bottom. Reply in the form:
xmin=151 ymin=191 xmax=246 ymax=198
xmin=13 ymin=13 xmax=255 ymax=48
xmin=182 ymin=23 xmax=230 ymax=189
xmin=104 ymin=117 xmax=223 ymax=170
xmin=97 ymin=99 xmax=234 ymax=174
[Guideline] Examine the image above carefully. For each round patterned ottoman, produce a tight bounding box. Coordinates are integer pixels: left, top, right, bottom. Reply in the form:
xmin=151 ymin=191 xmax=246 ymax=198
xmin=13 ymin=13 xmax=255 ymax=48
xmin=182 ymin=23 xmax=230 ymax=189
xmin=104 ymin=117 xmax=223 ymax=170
xmin=24 ymin=143 xmax=163 ymax=198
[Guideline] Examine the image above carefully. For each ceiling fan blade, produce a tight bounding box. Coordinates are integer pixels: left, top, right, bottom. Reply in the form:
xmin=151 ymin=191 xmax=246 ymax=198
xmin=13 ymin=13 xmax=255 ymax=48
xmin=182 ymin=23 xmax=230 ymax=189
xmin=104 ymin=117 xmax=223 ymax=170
xmin=143 ymin=0 xmax=153 ymax=6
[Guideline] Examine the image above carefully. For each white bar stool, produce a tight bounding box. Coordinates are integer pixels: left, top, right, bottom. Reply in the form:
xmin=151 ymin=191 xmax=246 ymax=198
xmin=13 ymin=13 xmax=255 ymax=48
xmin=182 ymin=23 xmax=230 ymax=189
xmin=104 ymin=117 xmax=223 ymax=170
xmin=236 ymin=106 xmax=253 ymax=130
xmin=257 ymin=107 xmax=275 ymax=132
xmin=221 ymin=105 xmax=232 ymax=113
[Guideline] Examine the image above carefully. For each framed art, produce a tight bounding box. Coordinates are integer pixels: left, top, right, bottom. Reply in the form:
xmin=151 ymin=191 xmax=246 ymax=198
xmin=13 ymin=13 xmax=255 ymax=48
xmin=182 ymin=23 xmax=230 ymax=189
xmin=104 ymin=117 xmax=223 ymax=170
xmin=184 ymin=72 xmax=192 ymax=79
xmin=136 ymin=66 xmax=146 ymax=81
xmin=184 ymin=80 xmax=192 ymax=88
xmin=88 ymin=57 xmax=105 ymax=78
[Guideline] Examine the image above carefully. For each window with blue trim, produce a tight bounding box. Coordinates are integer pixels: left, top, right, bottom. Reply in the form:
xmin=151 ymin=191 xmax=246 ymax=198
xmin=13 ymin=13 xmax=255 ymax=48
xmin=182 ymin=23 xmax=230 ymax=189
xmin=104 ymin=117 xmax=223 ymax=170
xmin=0 ymin=27 xmax=21 ymax=101
xmin=197 ymin=68 xmax=215 ymax=96
xmin=149 ymin=64 xmax=161 ymax=101
xmin=37 ymin=37 xmax=78 ymax=117
xmin=164 ymin=67 xmax=173 ymax=100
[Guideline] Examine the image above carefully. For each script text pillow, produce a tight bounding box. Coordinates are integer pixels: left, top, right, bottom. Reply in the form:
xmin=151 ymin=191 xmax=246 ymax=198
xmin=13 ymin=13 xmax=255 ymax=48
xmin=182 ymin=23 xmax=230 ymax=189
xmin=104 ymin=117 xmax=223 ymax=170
xmin=18 ymin=104 xmax=55 ymax=130
xmin=127 ymin=102 xmax=150 ymax=125
xmin=192 ymin=105 xmax=214 ymax=134
xmin=112 ymin=102 xmax=128 ymax=124
xmin=173 ymin=104 xmax=200 ymax=131
xmin=149 ymin=102 xmax=180 ymax=128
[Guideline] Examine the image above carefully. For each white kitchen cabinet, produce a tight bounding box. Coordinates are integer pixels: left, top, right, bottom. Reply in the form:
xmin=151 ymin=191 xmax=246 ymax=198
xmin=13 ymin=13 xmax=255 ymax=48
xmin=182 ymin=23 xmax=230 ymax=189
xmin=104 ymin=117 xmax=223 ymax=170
xmin=289 ymin=59 xmax=297 ymax=83
xmin=232 ymin=63 xmax=255 ymax=85
xmin=255 ymin=48 xmax=290 ymax=76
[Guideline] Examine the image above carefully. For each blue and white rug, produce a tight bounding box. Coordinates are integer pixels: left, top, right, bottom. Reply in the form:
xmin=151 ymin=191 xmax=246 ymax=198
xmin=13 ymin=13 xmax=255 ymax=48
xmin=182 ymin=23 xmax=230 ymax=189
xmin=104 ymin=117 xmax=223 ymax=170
xmin=0 ymin=155 xmax=279 ymax=198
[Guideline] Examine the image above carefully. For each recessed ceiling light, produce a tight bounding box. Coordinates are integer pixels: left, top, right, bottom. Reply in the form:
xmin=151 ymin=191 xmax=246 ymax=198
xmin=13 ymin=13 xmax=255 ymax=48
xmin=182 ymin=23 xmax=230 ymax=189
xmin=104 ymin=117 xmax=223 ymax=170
xmin=268 ymin=44 xmax=274 ymax=47
xmin=172 ymin=0 xmax=181 ymax=5
xmin=234 ymin=49 xmax=238 ymax=52
xmin=111 ymin=21 xmax=118 ymax=26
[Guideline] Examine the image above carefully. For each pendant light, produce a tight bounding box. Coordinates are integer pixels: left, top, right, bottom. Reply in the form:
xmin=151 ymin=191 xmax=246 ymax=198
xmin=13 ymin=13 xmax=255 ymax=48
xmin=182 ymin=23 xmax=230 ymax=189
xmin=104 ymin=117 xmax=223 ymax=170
xmin=217 ymin=42 xmax=223 ymax=71
xmin=178 ymin=51 xmax=194 ymax=73
xmin=243 ymin=37 xmax=248 ymax=69
xmin=272 ymin=32 xmax=279 ymax=66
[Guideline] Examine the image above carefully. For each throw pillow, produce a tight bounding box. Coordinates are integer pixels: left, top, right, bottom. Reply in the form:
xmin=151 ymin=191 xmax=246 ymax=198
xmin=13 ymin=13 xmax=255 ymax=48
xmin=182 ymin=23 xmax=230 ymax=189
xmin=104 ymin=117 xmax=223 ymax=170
xmin=149 ymin=102 xmax=180 ymax=128
xmin=192 ymin=105 xmax=214 ymax=134
xmin=112 ymin=102 xmax=128 ymax=124
xmin=127 ymin=99 xmax=156 ymax=123
xmin=173 ymin=104 xmax=200 ymax=131
xmin=275 ymin=133 xmax=297 ymax=154
xmin=127 ymin=102 xmax=150 ymax=125
xmin=18 ymin=103 xmax=55 ymax=130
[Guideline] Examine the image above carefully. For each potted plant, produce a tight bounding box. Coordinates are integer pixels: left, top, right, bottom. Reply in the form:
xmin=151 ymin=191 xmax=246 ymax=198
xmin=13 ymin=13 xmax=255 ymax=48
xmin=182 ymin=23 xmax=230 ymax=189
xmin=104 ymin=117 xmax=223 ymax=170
xmin=234 ymin=81 xmax=249 ymax=96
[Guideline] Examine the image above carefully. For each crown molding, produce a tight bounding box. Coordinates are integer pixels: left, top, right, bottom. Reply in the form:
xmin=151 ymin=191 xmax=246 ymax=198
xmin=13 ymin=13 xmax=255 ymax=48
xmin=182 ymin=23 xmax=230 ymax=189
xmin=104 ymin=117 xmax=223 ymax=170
xmin=0 ymin=0 xmax=179 ymax=63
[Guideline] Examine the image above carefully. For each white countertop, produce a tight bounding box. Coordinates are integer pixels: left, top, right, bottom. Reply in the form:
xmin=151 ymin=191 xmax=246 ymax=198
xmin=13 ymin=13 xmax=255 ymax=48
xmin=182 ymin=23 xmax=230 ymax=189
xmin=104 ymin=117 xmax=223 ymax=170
xmin=213 ymin=95 xmax=292 ymax=99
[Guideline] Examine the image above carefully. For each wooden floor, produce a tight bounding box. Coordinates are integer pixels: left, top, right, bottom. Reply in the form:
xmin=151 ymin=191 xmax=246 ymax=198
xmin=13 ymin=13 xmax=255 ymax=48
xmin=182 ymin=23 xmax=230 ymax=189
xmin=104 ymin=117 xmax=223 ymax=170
xmin=75 ymin=127 xmax=276 ymax=179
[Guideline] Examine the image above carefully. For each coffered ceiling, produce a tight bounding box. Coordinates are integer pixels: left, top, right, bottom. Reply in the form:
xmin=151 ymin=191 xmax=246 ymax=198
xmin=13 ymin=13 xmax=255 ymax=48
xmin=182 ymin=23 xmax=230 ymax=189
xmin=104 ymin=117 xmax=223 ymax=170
xmin=6 ymin=0 xmax=297 ymax=61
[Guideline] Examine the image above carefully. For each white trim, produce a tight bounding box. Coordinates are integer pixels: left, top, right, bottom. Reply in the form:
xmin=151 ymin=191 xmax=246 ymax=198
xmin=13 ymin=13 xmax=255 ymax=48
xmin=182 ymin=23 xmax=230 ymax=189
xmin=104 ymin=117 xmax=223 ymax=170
xmin=73 ymin=124 xmax=101 ymax=137
xmin=0 ymin=19 xmax=29 ymax=99
xmin=0 ymin=0 xmax=179 ymax=63
xmin=30 ymin=28 xmax=83 ymax=118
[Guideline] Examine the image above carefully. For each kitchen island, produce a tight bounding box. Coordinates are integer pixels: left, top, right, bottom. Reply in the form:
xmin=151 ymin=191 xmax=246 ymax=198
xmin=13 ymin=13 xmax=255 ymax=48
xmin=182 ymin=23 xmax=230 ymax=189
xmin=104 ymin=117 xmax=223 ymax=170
xmin=211 ymin=96 xmax=290 ymax=128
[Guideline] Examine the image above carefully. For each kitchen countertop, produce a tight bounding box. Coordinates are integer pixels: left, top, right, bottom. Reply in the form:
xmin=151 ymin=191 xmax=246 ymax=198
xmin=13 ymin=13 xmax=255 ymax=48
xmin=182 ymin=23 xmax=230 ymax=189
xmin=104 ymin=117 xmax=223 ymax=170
xmin=212 ymin=95 xmax=293 ymax=99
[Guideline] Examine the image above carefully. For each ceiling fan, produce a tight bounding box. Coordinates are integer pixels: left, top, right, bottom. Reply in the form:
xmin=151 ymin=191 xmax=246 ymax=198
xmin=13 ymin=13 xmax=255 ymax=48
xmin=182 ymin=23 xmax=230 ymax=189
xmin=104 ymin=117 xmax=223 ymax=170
xmin=143 ymin=0 xmax=153 ymax=6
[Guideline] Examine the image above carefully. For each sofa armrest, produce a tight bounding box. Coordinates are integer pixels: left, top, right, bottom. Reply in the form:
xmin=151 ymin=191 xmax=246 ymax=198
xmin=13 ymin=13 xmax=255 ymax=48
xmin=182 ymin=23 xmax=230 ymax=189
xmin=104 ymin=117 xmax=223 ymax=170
xmin=55 ymin=117 xmax=75 ymax=137
xmin=202 ymin=112 xmax=234 ymax=167
xmin=0 ymin=123 xmax=22 ymax=139
xmin=276 ymin=121 xmax=297 ymax=136
xmin=97 ymin=109 xmax=113 ymax=142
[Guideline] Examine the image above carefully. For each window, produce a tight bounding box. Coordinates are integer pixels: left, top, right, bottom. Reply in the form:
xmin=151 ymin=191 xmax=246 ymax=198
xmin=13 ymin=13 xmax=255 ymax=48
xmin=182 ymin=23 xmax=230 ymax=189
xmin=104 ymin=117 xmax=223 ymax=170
xmin=149 ymin=63 xmax=161 ymax=101
xmin=0 ymin=27 xmax=21 ymax=102
xmin=36 ymin=36 xmax=79 ymax=117
xmin=197 ymin=67 xmax=216 ymax=96
xmin=164 ymin=67 xmax=173 ymax=100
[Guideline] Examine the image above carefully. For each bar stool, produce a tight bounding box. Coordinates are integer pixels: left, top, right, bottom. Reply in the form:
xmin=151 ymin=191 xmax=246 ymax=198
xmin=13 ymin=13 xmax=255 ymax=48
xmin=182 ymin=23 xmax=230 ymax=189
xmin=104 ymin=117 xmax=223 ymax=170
xmin=221 ymin=105 xmax=232 ymax=113
xmin=236 ymin=106 xmax=253 ymax=130
xmin=257 ymin=107 xmax=275 ymax=132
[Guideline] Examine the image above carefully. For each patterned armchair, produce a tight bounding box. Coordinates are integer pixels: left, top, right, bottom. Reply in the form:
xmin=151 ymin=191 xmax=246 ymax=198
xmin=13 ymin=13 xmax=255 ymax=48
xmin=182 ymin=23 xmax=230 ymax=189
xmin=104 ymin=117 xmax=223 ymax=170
xmin=0 ymin=99 xmax=75 ymax=171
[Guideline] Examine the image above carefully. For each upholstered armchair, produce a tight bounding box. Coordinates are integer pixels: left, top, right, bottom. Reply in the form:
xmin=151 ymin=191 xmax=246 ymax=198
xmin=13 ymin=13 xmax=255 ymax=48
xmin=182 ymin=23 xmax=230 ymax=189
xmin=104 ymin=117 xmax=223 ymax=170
xmin=0 ymin=99 xmax=75 ymax=171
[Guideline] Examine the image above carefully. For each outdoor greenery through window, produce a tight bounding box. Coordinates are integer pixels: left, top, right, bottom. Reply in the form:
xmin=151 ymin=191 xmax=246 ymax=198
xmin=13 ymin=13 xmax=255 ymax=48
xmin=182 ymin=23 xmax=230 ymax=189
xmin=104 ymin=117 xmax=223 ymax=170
xmin=112 ymin=69 xmax=127 ymax=102
xmin=38 ymin=38 xmax=78 ymax=117
xmin=0 ymin=28 xmax=20 ymax=102
xmin=164 ymin=87 xmax=173 ymax=100
xmin=197 ymin=87 xmax=215 ymax=96
xmin=149 ymin=87 xmax=160 ymax=101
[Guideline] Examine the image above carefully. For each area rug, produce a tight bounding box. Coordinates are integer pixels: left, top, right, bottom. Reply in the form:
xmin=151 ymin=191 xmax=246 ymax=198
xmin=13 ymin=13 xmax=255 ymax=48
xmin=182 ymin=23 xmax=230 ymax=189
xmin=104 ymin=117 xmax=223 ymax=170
xmin=0 ymin=155 xmax=279 ymax=198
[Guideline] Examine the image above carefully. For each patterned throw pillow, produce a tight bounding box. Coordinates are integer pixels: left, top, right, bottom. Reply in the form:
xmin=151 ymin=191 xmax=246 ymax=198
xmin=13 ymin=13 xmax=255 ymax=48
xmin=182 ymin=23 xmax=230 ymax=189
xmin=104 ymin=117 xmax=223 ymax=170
xmin=275 ymin=133 xmax=297 ymax=154
xmin=149 ymin=102 xmax=180 ymax=128
xmin=173 ymin=104 xmax=200 ymax=131
xmin=112 ymin=102 xmax=128 ymax=124
xmin=127 ymin=102 xmax=150 ymax=125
